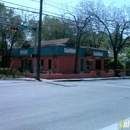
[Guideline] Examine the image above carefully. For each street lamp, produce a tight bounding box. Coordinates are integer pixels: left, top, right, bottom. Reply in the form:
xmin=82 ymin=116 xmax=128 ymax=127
xmin=37 ymin=0 xmax=43 ymax=81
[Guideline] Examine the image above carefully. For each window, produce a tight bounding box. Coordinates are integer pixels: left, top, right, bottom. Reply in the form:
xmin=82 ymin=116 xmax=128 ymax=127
xmin=86 ymin=59 xmax=93 ymax=69
xmin=96 ymin=60 xmax=101 ymax=70
xmin=48 ymin=59 xmax=51 ymax=69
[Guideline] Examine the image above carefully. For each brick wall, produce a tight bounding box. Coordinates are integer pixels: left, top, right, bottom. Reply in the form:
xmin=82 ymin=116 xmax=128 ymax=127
xmin=100 ymin=71 xmax=115 ymax=77
xmin=21 ymin=71 xmax=97 ymax=79
xmin=58 ymin=55 xmax=77 ymax=74
xmin=11 ymin=57 xmax=21 ymax=69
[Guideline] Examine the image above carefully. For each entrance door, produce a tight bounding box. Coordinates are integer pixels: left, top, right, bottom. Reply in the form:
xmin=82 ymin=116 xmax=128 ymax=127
xmin=80 ymin=58 xmax=84 ymax=73
xmin=24 ymin=59 xmax=28 ymax=70
xmin=96 ymin=60 xmax=101 ymax=70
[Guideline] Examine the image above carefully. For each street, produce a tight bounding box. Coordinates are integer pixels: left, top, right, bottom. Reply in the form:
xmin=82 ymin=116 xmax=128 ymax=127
xmin=0 ymin=79 xmax=130 ymax=130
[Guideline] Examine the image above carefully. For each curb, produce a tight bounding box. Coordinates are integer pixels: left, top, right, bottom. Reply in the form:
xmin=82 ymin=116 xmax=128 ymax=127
xmin=0 ymin=77 xmax=130 ymax=82
xmin=43 ymin=77 xmax=130 ymax=82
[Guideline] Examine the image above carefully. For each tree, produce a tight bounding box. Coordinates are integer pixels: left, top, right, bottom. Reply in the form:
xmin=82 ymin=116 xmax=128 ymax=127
xmin=80 ymin=30 xmax=109 ymax=49
xmin=41 ymin=15 xmax=73 ymax=40
xmin=81 ymin=18 xmax=110 ymax=49
xmin=79 ymin=0 xmax=130 ymax=70
xmin=104 ymin=57 xmax=124 ymax=70
xmin=0 ymin=3 xmax=26 ymax=68
xmin=124 ymin=47 xmax=130 ymax=59
xmin=64 ymin=6 xmax=91 ymax=73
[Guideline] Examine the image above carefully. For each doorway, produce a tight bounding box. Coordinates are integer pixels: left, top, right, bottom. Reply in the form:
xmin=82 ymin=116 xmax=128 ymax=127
xmin=24 ymin=59 xmax=28 ymax=70
xmin=96 ymin=60 xmax=101 ymax=70
xmin=80 ymin=58 xmax=85 ymax=73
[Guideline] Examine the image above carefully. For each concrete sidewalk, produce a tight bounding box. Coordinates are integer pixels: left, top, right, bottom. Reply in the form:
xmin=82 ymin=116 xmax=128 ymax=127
xmin=48 ymin=76 xmax=130 ymax=82
xmin=12 ymin=76 xmax=130 ymax=82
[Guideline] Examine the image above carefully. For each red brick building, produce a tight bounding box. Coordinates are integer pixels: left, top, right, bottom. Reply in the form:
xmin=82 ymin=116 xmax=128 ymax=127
xmin=11 ymin=38 xmax=108 ymax=74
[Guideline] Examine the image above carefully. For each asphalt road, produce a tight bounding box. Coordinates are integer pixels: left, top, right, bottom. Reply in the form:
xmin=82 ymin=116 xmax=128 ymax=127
xmin=0 ymin=79 xmax=130 ymax=130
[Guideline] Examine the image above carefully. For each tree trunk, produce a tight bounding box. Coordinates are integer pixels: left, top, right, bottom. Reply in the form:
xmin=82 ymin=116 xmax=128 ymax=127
xmin=114 ymin=51 xmax=118 ymax=71
xmin=74 ymin=41 xmax=80 ymax=73
xmin=74 ymin=33 xmax=81 ymax=74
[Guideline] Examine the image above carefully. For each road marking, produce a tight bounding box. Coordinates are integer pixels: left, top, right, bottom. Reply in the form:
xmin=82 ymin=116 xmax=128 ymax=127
xmin=100 ymin=117 xmax=130 ymax=130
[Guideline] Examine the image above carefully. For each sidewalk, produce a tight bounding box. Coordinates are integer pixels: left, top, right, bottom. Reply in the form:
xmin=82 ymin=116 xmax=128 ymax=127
xmin=48 ymin=76 xmax=130 ymax=82
xmin=13 ymin=76 xmax=130 ymax=82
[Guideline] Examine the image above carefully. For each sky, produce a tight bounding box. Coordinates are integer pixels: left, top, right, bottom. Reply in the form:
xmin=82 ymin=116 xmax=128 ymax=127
xmin=0 ymin=0 xmax=130 ymax=17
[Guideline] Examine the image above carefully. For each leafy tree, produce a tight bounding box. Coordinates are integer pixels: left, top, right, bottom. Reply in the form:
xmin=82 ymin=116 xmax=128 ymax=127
xmin=104 ymin=57 xmax=124 ymax=70
xmin=41 ymin=15 xmax=73 ymax=40
xmin=79 ymin=15 xmax=110 ymax=49
xmin=0 ymin=3 xmax=26 ymax=68
xmin=81 ymin=31 xmax=109 ymax=49
xmin=124 ymin=47 xmax=130 ymax=59
xmin=119 ymin=47 xmax=130 ymax=69
xmin=64 ymin=7 xmax=91 ymax=73
xmin=78 ymin=0 xmax=130 ymax=71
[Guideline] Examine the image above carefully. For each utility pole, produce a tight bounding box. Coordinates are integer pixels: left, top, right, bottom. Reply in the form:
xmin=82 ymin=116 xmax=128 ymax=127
xmin=33 ymin=22 xmax=38 ymax=78
xmin=74 ymin=33 xmax=80 ymax=74
xmin=37 ymin=0 xmax=43 ymax=81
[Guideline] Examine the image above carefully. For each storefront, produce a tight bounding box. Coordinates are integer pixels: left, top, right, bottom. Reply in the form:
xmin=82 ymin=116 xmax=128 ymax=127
xmin=10 ymin=38 xmax=108 ymax=74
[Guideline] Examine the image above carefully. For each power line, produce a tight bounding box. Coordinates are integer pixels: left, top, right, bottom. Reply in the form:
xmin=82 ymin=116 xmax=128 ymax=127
xmin=0 ymin=0 xmax=39 ymax=10
xmin=0 ymin=0 xmax=76 ymax=16
xmin=4 ymin=5 xmax=75 ymax=23
xmin=5 ymin=5 xmax=38 ymax=14
xmin=44 ymin=0 xmax=74 ymax=7
xmin=44 ymin=2 xmax=66 ymax=11
xmin=0 ymin=0 xmax=77 ymax=24
xmin=0 ymin=0 xmax=69 ymax=18
xmin=32 ymin=0 xmax=77 ymax=10
xmin=5 ymin=5 xmax=62 ymax=17
xmin=0 ymin=0 xmax=68 ymax=13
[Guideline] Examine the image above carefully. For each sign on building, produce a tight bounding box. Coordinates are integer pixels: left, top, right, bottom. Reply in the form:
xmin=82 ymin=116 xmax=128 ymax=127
xmin=93 ymin=51 xmax=103 ymax=57
xmin=64 ymin=48 xmax=76 ymax=54
xmin=20 ymin=50 xmax=28 ymax=55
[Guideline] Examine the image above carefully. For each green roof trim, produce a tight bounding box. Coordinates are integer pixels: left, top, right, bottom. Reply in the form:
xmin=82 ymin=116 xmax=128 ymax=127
xmin=11 ymin=46 xmax=108 ymax=58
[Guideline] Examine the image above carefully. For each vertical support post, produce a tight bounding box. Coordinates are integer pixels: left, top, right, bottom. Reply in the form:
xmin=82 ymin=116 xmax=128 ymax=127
xmin=33 ymin=23 xmax=37 ymax=78
xmin=74 ymin=32 xmax=80 ymax=74
xmin=124 ymin=58 xmax=126 ymax=77
xmin=37 ymin=0 xmax=43 ymax=80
